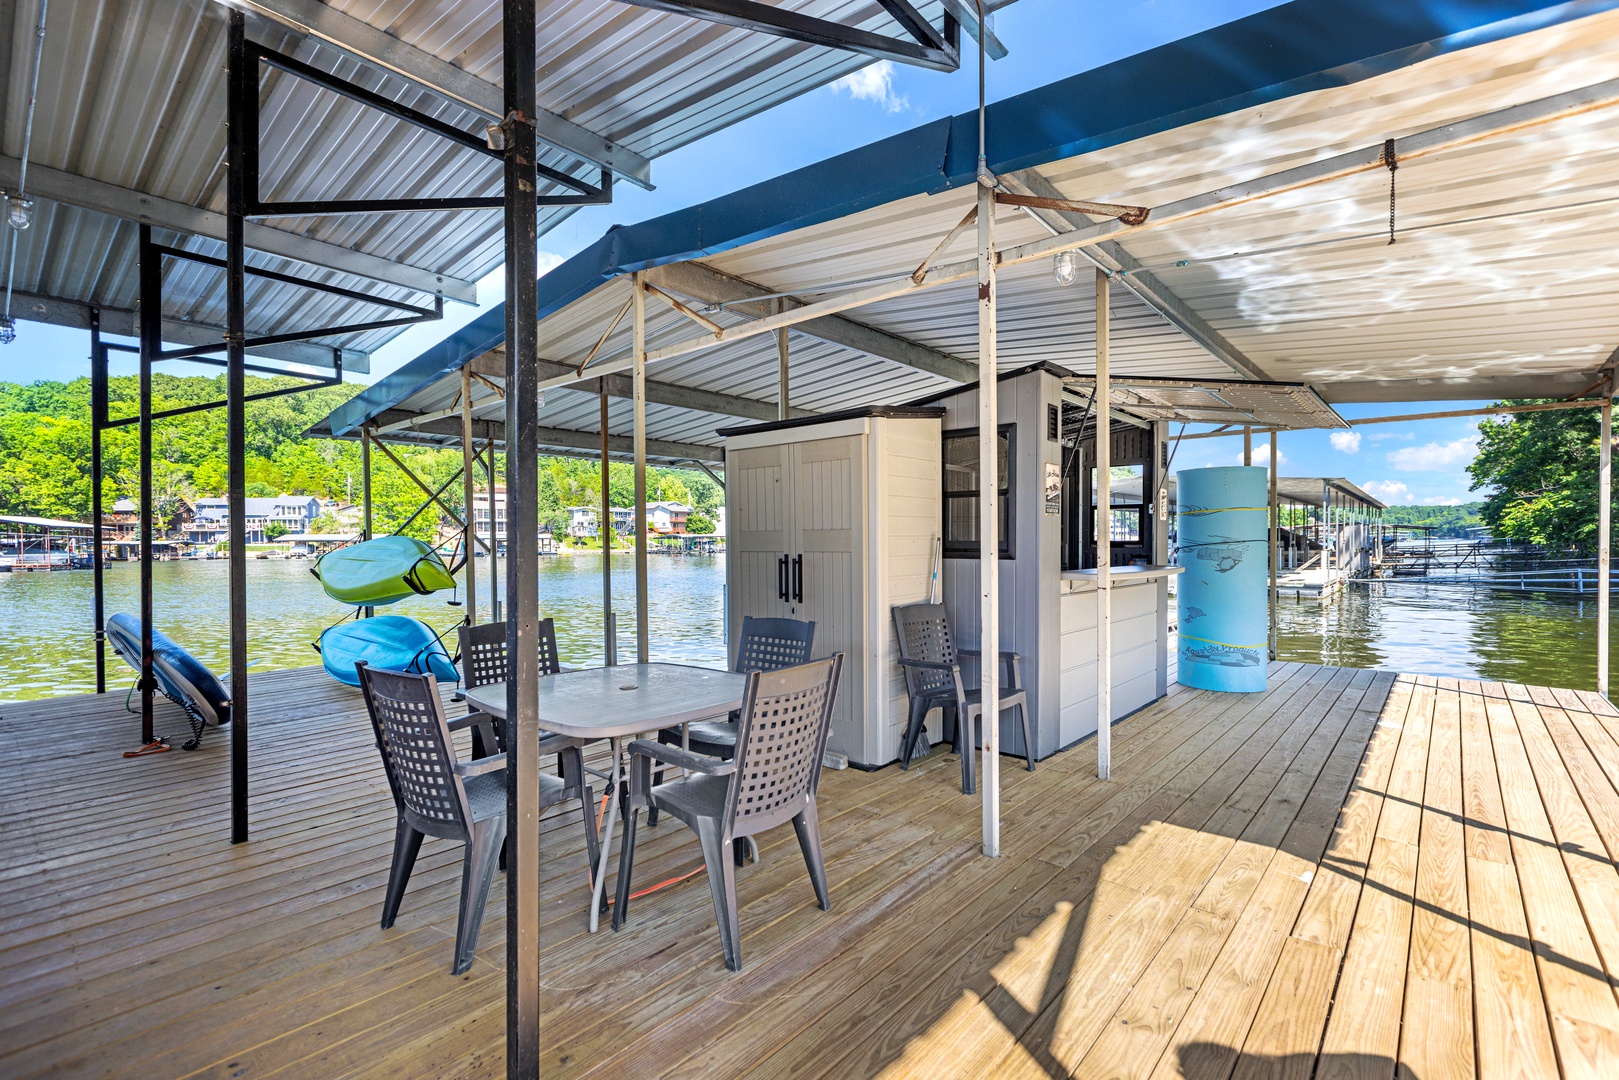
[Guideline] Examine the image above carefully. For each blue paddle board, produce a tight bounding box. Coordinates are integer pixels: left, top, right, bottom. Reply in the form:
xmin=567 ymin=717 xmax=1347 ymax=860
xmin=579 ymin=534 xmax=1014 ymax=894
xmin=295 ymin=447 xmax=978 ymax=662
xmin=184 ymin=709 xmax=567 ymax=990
xmin=318 ymin=615 xmax=458 ymax=686
xmin=106 ymin=613 xmax=232 ymax=728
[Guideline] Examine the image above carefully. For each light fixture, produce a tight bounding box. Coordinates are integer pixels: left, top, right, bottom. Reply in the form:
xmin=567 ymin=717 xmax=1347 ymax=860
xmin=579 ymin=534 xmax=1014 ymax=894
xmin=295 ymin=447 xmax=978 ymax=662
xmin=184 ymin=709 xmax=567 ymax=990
xmin=0 ymin=317 xmax=15 ymax=345
xmin=4 ymin=193 xmax=33 ymax=231
xmin=1053 ymin=251 xmax=1078 ymax=287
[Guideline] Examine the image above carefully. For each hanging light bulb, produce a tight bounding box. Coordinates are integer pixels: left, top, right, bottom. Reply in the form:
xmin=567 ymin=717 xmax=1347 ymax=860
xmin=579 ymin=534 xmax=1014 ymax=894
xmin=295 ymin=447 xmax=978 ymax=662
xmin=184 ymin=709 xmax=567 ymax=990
xmin=1052 ymin=250 xmax=1077 ymax=287
xmin=0 ymin=317 xmax=16 ymax=345
xmin=5 ymin=193 xmax=33 ymax=231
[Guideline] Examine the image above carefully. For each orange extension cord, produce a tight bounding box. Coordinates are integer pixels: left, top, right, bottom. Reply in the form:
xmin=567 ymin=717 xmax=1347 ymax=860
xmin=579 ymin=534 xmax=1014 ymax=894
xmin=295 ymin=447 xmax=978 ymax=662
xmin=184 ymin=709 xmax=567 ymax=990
xmin=594 ymin=790 xmax=708 ymax=904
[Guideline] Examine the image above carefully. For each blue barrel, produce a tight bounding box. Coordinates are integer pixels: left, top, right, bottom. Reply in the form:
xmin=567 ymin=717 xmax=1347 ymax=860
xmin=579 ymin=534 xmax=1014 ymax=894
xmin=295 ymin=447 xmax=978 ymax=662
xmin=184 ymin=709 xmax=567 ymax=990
xmin=1176 ymin=467 xmax=1269 ymax=692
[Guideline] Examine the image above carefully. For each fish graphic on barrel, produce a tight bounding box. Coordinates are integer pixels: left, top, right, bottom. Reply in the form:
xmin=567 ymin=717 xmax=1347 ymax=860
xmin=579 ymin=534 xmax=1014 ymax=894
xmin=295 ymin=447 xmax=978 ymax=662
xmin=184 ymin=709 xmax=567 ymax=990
xmin=1176 ymin=467 xmax=1270 ymax=692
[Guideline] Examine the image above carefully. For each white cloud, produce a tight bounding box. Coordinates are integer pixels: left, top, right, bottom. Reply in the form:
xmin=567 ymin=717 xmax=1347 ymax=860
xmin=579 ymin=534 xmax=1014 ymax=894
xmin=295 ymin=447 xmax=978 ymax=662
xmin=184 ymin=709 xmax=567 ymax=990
xmin=1362 ymin=479 xmax=1412 ymax=504
xmin=1422 ymin=495 xmax=1464 ymax=506
xmin=1368 ymin=430 xmax=1415 ymax=442
xmin=537 ymin=252 xmax=565 ymax=276
xmin=1236 ymin=443 xmax=1284 ymax=467
xmin=1387 ymin=434 xmax=1479 ymax=472
xmin=1329 ymin=430 xmax=1361 ymax=454
xmin=829 ymin=61 xmax=910 ymax=114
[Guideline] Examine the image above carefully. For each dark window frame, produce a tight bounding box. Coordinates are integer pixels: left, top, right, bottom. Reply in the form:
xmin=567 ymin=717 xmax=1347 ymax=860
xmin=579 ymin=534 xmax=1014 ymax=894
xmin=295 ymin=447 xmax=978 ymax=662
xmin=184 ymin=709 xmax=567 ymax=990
xmin=942 ymin=424 xmax=1015 ymax=560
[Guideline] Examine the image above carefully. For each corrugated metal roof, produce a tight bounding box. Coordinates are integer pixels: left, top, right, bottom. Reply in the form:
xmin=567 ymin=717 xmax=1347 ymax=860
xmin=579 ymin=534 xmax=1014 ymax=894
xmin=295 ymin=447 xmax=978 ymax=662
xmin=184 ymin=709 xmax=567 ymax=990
xmin=320 ymin=0 xmax=1619 ymax=462
xmin=0 ymin=0 xmax=973 ymax=367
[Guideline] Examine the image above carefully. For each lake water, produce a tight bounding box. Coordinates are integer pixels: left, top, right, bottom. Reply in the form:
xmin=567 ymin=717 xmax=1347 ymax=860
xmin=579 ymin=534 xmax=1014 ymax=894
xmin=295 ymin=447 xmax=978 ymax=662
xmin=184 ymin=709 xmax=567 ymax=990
xmin=4 ymin=557 xmax=1616 ymax=702
xmin=0 ymin=554 xmax=727 ymax=702
xmin=1274 ymin=580 xmax=1619 ymax=691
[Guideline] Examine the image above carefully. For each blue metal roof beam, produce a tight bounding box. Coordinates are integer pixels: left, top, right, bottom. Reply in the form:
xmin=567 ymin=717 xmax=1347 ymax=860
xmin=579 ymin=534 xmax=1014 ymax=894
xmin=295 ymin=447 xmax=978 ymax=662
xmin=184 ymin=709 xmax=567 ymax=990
xmin=328 ymin=0 xmax=1610 ymax=437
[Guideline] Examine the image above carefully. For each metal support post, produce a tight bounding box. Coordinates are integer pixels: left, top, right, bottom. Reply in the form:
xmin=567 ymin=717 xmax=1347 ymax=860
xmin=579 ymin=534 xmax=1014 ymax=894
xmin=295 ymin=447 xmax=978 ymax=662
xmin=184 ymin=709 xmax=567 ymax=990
xmin=1243 ymin=426 xmax=1252 ymax=467
xmin=361 ymin=426 xmax=374 ymax=618
xmin=90 ymin=313 xmax=107 ymax=694
xmin=1269 ymin=431 xmax=1279 ymax=661
xmin=1096 ymin=268 xmax=1112 ymax=781
xmin=632 ymin=271 xmax=650 ymax=664
xmin=777 ymin=301 xmax=790 ymax=422
xmin=601 ymin=384 xmax=616 ymax=664
xmin=976 ymin=178 xmax=1001 ymax=856
xmin=137 ymin=227 xmax=158 ymax=745
xmin=226 ymin=13 xmax=251 ymax=843
xmin=461 ymin=367 xmax=478 ymax=626
xmin=501 ymin=0 xmax=543 ymax=1068
xmin=487 ymin=440 xmax=501 ymax=622
xmin=1601 ymin=396 xmax=1612 ymax=696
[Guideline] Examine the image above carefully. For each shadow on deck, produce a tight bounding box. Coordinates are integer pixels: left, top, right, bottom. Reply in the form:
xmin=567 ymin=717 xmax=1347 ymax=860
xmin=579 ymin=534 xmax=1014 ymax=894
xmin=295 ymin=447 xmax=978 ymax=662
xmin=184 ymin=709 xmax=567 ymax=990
xmin=3 ymin=661 xmax=1619 ymax=1078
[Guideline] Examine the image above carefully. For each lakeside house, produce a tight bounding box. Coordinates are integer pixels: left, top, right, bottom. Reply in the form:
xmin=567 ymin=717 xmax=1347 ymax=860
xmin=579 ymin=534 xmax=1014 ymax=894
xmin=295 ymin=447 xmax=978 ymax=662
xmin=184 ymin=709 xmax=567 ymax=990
xmin=644 ymin=500 xmax=691 ymax=535
xmin=567 ymin=505 xmax=668 ymax=538
xmin=187 ymin=495 xmax=321 ymax=545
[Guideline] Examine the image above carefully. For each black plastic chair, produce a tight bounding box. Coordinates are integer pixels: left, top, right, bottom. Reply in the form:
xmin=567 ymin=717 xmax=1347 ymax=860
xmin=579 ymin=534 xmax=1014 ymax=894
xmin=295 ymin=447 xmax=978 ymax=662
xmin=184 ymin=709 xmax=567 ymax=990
xmin=613 ymin=654 xmax=844 ymax=972
xmin=356 ymin=662 xmax=600 ymax=974
xmin=648 ymin=616 xmax=816 ymax=825
xmin=892 ymin=602 xmax=1034 ymax=795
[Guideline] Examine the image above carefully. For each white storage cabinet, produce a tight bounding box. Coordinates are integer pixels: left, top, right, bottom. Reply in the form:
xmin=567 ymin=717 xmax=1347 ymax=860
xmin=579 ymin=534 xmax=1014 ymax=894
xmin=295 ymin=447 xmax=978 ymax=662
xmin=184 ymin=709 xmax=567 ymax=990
xmin=722 ymin=408 xmax=943 ymax=767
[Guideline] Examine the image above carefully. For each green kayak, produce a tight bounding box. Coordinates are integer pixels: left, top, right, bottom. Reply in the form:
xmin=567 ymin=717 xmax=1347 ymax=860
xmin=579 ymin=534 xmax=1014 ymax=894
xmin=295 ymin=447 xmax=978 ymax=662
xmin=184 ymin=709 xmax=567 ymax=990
xmin=313 ymin=536 xmax=456 ymax=606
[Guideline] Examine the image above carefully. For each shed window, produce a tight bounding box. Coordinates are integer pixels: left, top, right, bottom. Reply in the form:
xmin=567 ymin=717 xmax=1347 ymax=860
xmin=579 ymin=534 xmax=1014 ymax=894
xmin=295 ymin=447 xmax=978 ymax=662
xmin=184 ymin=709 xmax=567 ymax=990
xmin=943 ymin=426 xmax=1014 ymax=559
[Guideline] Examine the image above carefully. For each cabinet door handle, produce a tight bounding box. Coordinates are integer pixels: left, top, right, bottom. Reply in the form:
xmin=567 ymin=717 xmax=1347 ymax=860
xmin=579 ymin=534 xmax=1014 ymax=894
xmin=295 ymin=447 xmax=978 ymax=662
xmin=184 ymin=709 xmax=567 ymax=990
xmin=778 ymin=554 xmax=789 ymax=601
xmin=792 ymin=554 xmax=804 ymax=603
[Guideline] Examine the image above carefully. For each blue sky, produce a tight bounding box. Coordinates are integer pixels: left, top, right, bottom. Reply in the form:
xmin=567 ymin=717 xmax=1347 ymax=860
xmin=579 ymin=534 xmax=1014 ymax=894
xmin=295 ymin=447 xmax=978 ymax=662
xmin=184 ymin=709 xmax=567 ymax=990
xmin=0 ymin=0 xmax=1491 ymax=504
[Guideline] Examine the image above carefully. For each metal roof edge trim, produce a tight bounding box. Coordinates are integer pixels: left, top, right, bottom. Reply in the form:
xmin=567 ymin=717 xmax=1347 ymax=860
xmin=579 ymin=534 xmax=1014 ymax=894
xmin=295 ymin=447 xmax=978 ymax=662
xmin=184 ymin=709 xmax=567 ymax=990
xmin=328 ymin=0 xmax=1609 ymax=437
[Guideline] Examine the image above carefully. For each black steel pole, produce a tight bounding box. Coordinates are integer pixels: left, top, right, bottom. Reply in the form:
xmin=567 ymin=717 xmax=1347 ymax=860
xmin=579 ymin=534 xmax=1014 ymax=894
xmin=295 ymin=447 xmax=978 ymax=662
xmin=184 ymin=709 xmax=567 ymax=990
xmin=601 ymin=384 xmax=614 ymax=665
xmin=503 ymin=0 xmax=542 ymax=1072
xmin=361 ymin=427 xmax=374 ymax=619
xmin=137 ymin=228 xmax=158 ymax=744
xmin=227 ymin=11 xmax=251 ymax=843
xmin=90 ymin=312 xmax=107 ymax=695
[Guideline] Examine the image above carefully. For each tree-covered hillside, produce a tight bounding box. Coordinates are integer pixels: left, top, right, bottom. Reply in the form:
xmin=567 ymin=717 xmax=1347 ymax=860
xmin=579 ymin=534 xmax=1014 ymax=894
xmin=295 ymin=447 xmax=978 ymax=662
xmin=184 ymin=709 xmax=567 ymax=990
xmin=0 ymin=375 xmax=720 ymax=541
xmin=1379 ymin=503 xmax=1485 ymax=538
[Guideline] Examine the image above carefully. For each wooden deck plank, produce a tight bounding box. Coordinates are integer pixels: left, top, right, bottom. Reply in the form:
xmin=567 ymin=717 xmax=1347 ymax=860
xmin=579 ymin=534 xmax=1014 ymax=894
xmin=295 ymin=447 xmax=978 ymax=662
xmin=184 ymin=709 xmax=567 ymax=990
xmin=1234 ymin=673 xmax=1421 ymax=1079
xmin=1145 ymin=671 xmax=1397 ymax=1080
xmin=1484 ymin=683 xmax=1619 ymax=1079
xmin=12 ymin=661 xmax=1619 ymax=1079
xmin=1398 ymin=676 xmax=1477 ymax=1080
xmin=1457 ymin=680 xmax=1561 ymax=1080
xmin=980 ymin=664 xmax=1365 ymax=1077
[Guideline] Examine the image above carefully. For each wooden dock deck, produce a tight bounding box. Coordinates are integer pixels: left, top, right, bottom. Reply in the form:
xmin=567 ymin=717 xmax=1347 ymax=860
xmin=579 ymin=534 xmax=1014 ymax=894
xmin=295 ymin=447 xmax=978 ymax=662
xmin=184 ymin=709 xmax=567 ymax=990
xmin=4 ymin=661 xmax=1619 ymax=1078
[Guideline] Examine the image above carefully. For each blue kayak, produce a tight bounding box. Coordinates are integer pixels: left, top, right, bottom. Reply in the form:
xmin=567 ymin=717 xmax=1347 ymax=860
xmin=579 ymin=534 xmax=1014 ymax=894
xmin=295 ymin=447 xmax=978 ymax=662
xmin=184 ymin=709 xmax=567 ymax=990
xmin=106 ymin=613 xmax=232 ymax=729
xmin=318 ymin=615 xmax=458 ymax=687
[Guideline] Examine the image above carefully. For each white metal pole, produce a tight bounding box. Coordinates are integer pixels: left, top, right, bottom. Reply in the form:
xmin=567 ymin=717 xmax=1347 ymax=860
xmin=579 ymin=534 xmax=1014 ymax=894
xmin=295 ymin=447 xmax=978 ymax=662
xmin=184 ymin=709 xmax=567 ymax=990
xmin=1096 ymin=268 xmax=1112 ymax=780
xmin=1600 ymin=397 xmax=1611 ymax=696
xmin=1269 ymin=431 xmax=1279 ymax=660
xmin=461 ymin=367 xmax=478 ymax=626
xmin=777 ymin=300 xmax=790 ymax=423
xmin=977 ymin=179 xmax=1001 ymax=856
xmin=632 ymin=272 xmax=650 ymax=664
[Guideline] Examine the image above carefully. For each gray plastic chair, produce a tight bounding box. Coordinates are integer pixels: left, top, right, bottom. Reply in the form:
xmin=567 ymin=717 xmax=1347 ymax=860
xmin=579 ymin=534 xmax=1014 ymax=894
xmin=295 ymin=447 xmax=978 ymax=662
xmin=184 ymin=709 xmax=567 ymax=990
xmin=356 ymin=661 xmax=600 ymax=974
xmin=458 ymin=619 xmax=571 ymax=759
xmin=648 ymin=616 xmax=815 ymax=825
xmin=654 ymin=615 xmax=816 ymax=754
xmin=893 ymin=602 xmax=1034 ymax=795
xmin=613 ymin=654 xmax=844 ymax=972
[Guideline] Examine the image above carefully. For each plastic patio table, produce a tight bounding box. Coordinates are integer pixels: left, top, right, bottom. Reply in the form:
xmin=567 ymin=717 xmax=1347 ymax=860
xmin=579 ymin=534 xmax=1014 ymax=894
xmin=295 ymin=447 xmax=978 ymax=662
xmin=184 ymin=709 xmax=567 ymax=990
xmin=463 ymin=662 xmax=747 ymax=932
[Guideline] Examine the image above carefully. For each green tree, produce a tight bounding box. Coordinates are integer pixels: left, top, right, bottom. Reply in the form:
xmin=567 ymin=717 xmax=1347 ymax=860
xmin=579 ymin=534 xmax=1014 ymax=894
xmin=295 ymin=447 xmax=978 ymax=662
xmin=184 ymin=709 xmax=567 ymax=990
xmin=1378 ymin=503 xmax=1484 ymax=539
xmin=0 ymin=373 xmax=726 ymax=536
xmin=1469 ymin=402 xmax=1610 ymax=550
xmin=264 ymin=521 xmax=290 ymax=541
xmin=686 ymin=510 xmax=716 ymax=534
